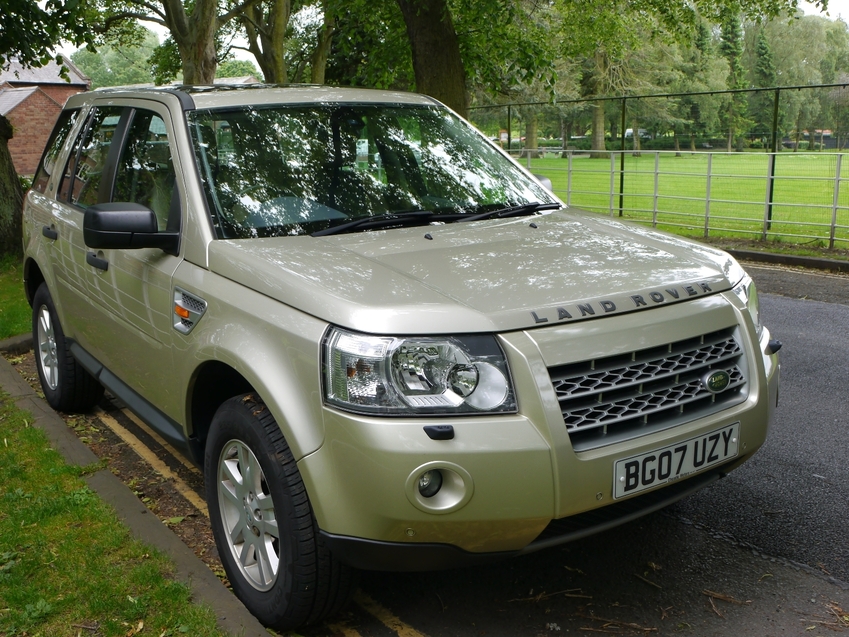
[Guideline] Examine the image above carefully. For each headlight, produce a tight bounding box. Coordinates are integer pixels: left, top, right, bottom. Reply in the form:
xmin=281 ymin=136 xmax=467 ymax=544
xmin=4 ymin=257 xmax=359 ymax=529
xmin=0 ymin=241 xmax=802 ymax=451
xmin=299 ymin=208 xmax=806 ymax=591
xmin=323 ymin=328 xmax=516 ymax=415
xmin=732 ymin=275 xmax=762 ymax=338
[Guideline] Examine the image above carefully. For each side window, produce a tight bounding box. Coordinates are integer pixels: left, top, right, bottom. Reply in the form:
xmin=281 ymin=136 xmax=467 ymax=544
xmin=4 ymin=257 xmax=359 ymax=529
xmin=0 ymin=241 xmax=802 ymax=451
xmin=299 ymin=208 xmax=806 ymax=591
xmin=58 ymin=106 xmax=123 ymax=207
xmin=32 ymin=109 xmax=80 ymax=194
xmin=113 ymin=110 xmax=176 ymax=231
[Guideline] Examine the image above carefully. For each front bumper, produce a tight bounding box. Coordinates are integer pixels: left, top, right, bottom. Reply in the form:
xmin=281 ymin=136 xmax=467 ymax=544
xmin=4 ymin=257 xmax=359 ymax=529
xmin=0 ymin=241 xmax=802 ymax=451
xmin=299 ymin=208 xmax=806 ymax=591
xmin=297 ymin=296 xmax=780 ymax=567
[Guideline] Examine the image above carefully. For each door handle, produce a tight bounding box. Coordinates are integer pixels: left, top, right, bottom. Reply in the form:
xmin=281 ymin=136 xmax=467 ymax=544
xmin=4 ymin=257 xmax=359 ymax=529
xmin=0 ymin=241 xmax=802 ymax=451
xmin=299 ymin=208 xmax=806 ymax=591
xmin=86 ymin=252 xmax=108 ymax=271
xmin=42 ymin=226 xmax=58 ymax=240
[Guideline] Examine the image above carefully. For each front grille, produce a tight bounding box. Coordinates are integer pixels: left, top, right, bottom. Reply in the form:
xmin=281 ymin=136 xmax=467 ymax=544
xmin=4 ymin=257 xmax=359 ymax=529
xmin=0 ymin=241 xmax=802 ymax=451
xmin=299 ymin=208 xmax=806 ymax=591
xmin=549 ymin=327 xmax=748 ymax=451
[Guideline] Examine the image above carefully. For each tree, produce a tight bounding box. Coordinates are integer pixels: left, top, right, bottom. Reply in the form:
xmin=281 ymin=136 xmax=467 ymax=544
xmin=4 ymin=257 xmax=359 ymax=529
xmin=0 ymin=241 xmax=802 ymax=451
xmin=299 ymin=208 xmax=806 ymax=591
xmin=216 ymin=58 xmax=260 ymax=78
xmin=98 ymin=0 xmax=263 ymax=84
xmin=672 ymin=20 xmax=727 ymax=150
xmin=71 ymin=29 xmax=160 ymax=87
xmin=747 ymin=28 xmax=779 ymax=144
xmin=0 ymin=0 xmax=95 ymax=257
xmin=719 ymin=7 xmax=750 ymax=151
xmin=239 ymin=0 xmax=293 ymax=82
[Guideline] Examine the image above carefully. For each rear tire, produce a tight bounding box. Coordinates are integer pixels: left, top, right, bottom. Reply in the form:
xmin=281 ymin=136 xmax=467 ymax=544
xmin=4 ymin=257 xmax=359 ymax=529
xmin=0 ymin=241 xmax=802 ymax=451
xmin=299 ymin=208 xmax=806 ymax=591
xmin=205 ymin=394 xmax=355 ymax=630
xmin=32 ymin=283 xmax=104 ymax=412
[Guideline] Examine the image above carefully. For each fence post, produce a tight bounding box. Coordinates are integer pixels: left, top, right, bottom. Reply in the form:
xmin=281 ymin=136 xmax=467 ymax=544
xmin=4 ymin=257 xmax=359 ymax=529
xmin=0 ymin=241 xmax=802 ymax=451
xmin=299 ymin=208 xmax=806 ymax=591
xmin=763 ymin=153 xmax=775 ymax=241
xmin=619 ymin=98 xmax=627 ymax=216
xmin=507 ymin=105 xmax=512 ymax=153
xmin=704 ymin=153 xmax=712 ymax=239
xmin=653 ymin=151 xmax=660 ymax=227
xmin=831 ymin=153 xmax=842 ymax=249
xmin=610 ymin=152 xmax=617 ymax=216
xmin=766 ymin=88 xmax=780 ymax=230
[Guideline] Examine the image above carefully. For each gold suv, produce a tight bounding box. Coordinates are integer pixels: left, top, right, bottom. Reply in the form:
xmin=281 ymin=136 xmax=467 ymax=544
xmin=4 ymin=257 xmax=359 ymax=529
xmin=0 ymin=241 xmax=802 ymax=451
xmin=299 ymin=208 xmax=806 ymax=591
xmin=22 ymin=85 xmax=781 ymax=630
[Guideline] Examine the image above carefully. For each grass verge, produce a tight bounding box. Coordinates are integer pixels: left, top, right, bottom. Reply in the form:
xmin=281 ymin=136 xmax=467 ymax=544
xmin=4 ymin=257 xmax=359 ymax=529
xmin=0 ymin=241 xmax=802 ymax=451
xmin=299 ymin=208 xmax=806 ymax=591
xmin=0 ymin=255 xmax=29 ymax=340
xmin=0 ymin=391 xmax=227 ymax=637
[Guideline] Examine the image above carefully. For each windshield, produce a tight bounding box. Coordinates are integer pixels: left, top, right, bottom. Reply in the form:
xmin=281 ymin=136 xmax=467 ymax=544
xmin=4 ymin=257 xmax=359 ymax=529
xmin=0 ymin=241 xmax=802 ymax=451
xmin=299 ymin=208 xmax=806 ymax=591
xmin=188 ymin=103 xmax=557 ymax=238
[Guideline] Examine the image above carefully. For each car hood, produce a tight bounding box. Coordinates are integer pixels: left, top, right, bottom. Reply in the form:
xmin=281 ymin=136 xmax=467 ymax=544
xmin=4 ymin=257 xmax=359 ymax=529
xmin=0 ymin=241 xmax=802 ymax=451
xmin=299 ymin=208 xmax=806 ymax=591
xmin=206 ymin=210 xmax=741 ymax=334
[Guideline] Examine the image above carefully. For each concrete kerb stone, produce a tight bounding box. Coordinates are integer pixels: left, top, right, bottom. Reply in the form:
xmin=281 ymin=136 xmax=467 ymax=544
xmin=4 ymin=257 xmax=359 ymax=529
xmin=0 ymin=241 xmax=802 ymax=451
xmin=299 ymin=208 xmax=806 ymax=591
xmin=728 ymin=249 xmax=849 ymax=273
xmin=0 ymin=337 xmax=269 ymax=637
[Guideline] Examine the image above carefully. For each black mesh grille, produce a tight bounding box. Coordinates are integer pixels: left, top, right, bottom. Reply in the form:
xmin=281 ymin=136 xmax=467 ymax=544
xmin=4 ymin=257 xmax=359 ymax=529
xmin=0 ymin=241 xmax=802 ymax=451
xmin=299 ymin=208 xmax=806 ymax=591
xmin=549 ymin=328 xmax=747 ymax=451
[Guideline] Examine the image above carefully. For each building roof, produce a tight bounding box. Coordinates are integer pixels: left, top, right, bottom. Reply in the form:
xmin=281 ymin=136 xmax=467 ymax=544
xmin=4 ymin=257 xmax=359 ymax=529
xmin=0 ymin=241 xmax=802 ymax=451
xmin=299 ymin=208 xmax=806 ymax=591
xmin=215 ymin=76 xmax=261 ymax=85
xmin=0 ymin=86 xmax=41 ymax=116
xmin=0 ymin=55 xmax=90 ymax=87
xmin=100 ymin=75 xmax=262 ymax=91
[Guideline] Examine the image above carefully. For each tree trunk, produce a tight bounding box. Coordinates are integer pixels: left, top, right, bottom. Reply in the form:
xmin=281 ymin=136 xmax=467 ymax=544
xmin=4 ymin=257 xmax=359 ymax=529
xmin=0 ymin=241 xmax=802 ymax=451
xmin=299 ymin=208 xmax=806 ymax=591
xmin=674 ymin=133 xmax=681 ymax=157
xmin=0 ymin=116 xmax=24 ymax=258
xmin=163 ymin=0 xmax=219 ymax=84
xmin=396 ymin=0 xmax=468 ymax=118
xmin=523 ymin=113 xmax=539 ymax=159
xmin=590 ymin=101 xmax=607 ymax=159
xmin=243 ymin=0 xmax=291 ymax=83
xmin=310 ymin=11 xmax=335 ymax=84
xmin=631 ymin=118 xmax=641 ymax=157
xmin=690 ymin=133 xmax=696 ymax=152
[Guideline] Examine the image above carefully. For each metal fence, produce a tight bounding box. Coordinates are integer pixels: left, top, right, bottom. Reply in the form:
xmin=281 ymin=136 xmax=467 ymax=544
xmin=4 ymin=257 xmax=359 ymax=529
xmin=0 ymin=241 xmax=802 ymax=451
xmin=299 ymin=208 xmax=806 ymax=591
xmin=515 ymin=149 xmax=849 ymax=249
xmin=469 ymin=84 xmax=849 ymax=249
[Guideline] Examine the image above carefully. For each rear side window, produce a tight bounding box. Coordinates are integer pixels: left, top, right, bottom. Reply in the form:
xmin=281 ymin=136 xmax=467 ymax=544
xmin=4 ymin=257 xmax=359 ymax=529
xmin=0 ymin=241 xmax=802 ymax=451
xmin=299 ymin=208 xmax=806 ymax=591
xmin=58 ymin=106 xmax=122 ymax=207
xmin=32 ymin=109 xmax=80 ymax=194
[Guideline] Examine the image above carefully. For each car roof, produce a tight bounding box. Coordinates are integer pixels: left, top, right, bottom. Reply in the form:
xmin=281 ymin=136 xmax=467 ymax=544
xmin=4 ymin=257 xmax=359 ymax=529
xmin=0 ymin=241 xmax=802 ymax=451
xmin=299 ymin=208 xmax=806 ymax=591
xmin=68 ymin=84 xmax=441 ymax=111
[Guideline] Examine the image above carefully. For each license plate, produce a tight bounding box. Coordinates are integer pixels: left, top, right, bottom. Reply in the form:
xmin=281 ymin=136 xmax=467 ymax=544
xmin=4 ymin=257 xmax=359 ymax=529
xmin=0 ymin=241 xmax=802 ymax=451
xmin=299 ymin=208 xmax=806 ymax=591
xmin=613 ymin=423 xmax=740 ymax=499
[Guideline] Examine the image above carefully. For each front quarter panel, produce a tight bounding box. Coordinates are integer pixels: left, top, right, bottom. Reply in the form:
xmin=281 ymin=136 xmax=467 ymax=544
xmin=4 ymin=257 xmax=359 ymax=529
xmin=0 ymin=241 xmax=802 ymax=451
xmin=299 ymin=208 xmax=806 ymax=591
xmin=171 ymin=262 xmax=329 ymax=461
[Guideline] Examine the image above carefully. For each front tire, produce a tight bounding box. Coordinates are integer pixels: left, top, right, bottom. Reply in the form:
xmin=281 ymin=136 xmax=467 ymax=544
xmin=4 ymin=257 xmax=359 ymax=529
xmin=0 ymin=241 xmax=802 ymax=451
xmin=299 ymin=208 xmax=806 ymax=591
xmin=205 ymin=394 xmax=354 ymax=630
xmin=32 ymin=283 xmax=104 ymax=412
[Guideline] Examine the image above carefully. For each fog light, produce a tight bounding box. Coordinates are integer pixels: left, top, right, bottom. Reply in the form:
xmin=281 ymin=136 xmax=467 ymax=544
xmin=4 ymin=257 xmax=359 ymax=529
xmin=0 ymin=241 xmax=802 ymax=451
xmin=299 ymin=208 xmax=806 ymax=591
xmin=418 ymin=469 xmax=443 ymax=498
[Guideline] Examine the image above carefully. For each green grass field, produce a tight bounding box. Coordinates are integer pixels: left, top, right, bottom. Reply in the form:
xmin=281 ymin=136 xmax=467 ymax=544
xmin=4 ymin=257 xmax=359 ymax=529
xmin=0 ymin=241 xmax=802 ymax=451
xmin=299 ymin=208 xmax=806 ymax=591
xmin=526 ymin=152 xmax=849 ymax=249
xmin=0 ymin=255 xmax=30 ymax=340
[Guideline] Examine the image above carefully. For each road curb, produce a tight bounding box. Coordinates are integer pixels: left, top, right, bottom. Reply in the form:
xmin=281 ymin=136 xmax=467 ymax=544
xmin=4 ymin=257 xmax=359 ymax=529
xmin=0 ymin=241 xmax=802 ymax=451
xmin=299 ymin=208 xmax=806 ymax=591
xmin=0 ymin=332 xmax=33 ymax=355
xmin=728 ymin=249 xmax=849 ymax=273
xmin=0 ymin=346 xmax=269 ymax=637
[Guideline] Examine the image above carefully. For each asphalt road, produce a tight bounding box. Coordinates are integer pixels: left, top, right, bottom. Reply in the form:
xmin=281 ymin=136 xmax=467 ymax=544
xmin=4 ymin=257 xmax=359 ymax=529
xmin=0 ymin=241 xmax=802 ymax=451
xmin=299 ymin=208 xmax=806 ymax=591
xmin=673 ymin=264 xmax=849 ymax=583
xmin=308 ymin=263 xmax=849 ymax=637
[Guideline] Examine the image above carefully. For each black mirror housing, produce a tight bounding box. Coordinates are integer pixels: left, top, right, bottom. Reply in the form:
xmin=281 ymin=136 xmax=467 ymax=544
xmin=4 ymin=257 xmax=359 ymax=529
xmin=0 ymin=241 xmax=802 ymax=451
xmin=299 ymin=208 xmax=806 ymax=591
xmin=533 ymin=174 xmax=554 ymax=192
xmin=84 ymin=203 xmax=179 ymax=255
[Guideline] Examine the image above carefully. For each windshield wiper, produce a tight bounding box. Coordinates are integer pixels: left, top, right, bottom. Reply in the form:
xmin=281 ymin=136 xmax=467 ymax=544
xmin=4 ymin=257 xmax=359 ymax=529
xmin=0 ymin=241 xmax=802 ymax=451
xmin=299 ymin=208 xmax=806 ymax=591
xmin=460 ymin=201 xmax=562 ymax=223
xmin=311 ymin=210 xmax=439 ymax=237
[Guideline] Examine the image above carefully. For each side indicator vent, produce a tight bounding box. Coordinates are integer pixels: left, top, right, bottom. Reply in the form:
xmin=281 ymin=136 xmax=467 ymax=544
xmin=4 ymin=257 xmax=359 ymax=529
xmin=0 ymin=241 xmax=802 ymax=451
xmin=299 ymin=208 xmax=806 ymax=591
xmin=174 ymin=287 xmax=208 ymax=334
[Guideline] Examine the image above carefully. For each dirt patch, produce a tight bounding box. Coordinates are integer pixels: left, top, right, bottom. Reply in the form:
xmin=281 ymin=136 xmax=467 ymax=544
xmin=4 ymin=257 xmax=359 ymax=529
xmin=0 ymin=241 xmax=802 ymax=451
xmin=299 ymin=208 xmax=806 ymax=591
xmin=704 ymin=236 xmax=849 ymax=263
xmin=3 ymin=350 xmax=227 ymax=586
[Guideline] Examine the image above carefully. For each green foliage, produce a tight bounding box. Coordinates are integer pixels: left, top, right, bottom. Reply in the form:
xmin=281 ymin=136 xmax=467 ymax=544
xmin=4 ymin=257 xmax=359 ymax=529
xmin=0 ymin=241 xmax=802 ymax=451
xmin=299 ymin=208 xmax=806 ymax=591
xmin=0 ymin=0 xmax=95 ymax=69
xmin=149 ymin=38 xmax=182 ymax=86
xmin=216 ymin=58 xmax=260 ymax=79
xmin=71 ymin=29 xmax=160 ymax=88
xmin=748 ymin=30 xmax=781 ymax=140
xmin=324 ymin=0 xmax=414 ymax=89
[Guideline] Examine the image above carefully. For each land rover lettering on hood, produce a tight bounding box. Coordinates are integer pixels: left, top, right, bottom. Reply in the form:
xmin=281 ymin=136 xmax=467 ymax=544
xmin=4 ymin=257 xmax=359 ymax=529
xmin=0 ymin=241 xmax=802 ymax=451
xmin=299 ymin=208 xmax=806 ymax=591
xmin=22 ymin=85 xmax=780 ymax=631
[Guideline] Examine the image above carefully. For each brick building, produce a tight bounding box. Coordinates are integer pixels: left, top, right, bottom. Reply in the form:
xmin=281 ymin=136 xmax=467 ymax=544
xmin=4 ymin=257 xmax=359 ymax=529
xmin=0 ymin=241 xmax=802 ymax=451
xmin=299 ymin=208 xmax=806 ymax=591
xmin=0 ymin=56 xmax=90 ymax=176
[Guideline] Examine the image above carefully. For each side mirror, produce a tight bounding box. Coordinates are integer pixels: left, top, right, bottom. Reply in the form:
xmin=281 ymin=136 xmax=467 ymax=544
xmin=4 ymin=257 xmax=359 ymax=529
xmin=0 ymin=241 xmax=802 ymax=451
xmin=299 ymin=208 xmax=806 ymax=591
xmin=533 ymin=174 xmax=554 ymax=192
xmin=84 ymin=203 xmax=179 ymax=256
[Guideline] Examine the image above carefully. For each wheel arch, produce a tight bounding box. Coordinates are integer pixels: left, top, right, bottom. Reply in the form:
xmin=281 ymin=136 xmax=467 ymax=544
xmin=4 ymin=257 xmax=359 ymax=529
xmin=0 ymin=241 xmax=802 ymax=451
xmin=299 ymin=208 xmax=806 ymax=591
xmin=187 ymin=361 xmax=253 ymax=468
xmin=23 ymin=257 xmax=46 ymax=307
